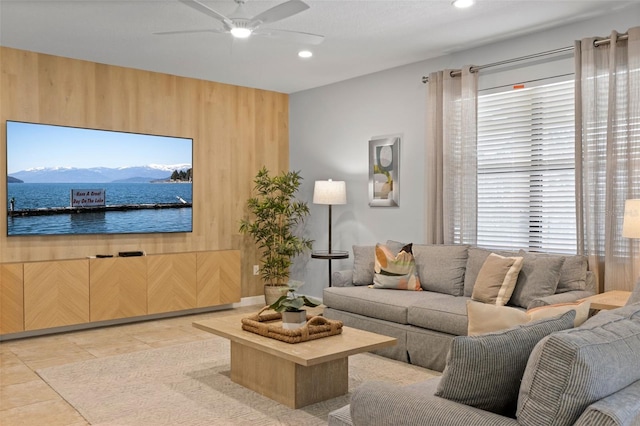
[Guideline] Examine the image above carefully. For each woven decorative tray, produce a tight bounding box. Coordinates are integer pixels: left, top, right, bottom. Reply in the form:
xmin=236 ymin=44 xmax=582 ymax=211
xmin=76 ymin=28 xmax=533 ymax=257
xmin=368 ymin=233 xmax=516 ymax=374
xmin=241 ymin=307 xmax=343 ymax=344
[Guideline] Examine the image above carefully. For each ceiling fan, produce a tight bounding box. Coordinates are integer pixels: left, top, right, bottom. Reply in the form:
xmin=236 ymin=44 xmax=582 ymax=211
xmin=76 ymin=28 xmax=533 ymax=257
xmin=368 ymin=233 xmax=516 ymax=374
xmin=157 ymin=0 xmax=324 ymax=45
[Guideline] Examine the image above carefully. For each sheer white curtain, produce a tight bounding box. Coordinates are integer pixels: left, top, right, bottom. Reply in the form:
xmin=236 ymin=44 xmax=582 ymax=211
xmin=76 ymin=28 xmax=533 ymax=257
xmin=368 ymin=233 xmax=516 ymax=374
xmin=575 ymin=27 xmax=640 ymax=292
xmin=426 ymin=66 xmax=478 ymax=244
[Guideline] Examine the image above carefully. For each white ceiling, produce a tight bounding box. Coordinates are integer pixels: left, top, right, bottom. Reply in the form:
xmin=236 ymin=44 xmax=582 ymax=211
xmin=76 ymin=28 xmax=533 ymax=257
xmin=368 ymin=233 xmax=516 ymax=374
xmin=0 ymin=0 xmax=637 ymax=94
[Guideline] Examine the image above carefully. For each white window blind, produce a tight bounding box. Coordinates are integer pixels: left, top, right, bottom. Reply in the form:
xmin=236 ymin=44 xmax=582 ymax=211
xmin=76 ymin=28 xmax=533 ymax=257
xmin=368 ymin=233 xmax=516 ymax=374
xmin=476 ymin=80 xmax=576 ymax=254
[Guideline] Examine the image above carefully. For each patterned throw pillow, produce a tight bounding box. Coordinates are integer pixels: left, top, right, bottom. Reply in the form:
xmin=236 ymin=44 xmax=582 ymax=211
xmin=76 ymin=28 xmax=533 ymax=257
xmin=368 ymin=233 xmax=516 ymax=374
xmin=371 ymin=243 xmax=422 ymax=291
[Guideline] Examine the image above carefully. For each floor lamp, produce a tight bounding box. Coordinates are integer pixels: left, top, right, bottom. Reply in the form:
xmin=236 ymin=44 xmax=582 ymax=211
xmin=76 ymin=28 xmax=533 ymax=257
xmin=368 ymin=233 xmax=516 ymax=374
xmin=312 ymin=180 xmax=347 ymax=286
xmin=623 ymin=199 xmax=640 ymax=286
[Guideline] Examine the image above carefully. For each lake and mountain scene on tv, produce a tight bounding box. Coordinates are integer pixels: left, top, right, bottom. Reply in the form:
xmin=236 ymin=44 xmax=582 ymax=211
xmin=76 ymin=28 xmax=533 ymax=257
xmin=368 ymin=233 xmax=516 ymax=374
xmin=6 ymin=121 xmax=193 ymax=236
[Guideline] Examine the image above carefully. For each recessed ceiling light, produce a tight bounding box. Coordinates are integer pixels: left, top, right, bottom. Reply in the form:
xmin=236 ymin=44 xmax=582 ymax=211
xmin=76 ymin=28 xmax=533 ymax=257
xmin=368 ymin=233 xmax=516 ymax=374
xmin=452 ymin=0 xmax=475 ymax=8
xmin=230 ymin=27 xmax=252 ymax=39
xmin=298 ymin=50 xmax=313 ymax=59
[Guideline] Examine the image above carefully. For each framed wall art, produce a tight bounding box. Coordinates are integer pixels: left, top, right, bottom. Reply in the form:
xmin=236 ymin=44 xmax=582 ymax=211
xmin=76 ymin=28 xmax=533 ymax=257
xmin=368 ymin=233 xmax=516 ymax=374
xmin=369 ymin=135 xmax=400 ymax=207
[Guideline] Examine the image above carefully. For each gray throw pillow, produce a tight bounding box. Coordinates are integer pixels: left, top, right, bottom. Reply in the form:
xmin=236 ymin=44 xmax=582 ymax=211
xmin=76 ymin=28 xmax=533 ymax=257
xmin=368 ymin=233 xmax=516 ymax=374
xmin=412 ymin=244 xmax=468 ymax=296
xmin=556 ymin=255 xmax=588 ymax=293
xmin=518 ymin=250 xmax=588 ymax=293
xmin=510 ymin=251 xmax=565 ymax=308
xmin=435 ymin=310 xmax=576 ymax=417
xmin=352 ymin=245 xmax=375 ymax=285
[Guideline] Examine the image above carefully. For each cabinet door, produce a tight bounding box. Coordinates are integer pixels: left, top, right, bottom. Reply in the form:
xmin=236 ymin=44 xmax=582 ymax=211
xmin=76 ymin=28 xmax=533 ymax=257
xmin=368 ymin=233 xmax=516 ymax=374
xmin=90 ymin=257 xmax=147 ymax=321
xmin=196 ymin=250 xmax=241 ymax=307
xmin=24 ymin=259 xmax=89 ymax=331
xmin=147 ymin=253 xmax=197 ymax=314
xmin=1 ymin=263 xmax=24 ymax=334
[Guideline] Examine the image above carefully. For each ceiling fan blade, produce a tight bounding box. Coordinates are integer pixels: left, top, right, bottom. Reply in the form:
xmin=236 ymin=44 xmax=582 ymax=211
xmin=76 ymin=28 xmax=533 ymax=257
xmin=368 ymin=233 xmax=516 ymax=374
xmin=178 ymin=0 xmax=233 ymax=28
xmin=249 ymin=0 xmax=309 ymax=26
xmin=154 ymin=29 xmax=224 ymax=36
xmin=253 ymin=28 xmax=324 ymax=45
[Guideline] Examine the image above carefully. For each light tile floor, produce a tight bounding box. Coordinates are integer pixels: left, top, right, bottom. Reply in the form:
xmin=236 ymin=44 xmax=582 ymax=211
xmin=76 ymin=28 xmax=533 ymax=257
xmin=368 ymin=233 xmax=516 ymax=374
xmin=0 ymin=305 xmax=262 ymax=425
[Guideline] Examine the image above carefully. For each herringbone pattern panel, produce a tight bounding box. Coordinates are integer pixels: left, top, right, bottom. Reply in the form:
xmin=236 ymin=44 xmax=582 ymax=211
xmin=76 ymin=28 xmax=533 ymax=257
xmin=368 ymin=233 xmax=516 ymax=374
xmin=23 ymin=260 xmax=89 ymax=330
xmin=147 ymin=253 xmax=197 ymax=314
xmin=1 ymin=263 xmax=24 ymax=333
xmin=196 ymin=250 xmax=241 ymax=307
xmin=90 ymin=257 xmax=147 ymax=321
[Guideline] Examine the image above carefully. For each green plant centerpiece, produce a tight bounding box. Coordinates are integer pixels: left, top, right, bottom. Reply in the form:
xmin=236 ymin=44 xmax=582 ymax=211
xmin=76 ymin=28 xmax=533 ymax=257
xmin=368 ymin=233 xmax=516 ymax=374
xmin=239 ymin=166 xmax=313 ymax=306
xmin=269 ymin=286 xmax=320 ymax=329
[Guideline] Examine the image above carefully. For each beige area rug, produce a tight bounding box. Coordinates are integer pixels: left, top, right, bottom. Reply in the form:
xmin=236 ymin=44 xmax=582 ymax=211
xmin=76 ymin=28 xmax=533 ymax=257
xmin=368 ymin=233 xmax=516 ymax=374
xmin=37 ymin=337 xmax=439 ymax=425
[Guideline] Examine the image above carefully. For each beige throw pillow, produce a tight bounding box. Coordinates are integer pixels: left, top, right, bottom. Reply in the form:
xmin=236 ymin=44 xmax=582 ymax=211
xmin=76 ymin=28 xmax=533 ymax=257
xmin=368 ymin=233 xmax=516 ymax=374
xmin=527 ymin=300 xmax=591 ymax=327
xmin=467 ymin=301 xmax=529 ymax=336
xmin=467 ymin=300 xmax=592 ymax=336
xmin=472 ymin=253 xmax=524 ymax=306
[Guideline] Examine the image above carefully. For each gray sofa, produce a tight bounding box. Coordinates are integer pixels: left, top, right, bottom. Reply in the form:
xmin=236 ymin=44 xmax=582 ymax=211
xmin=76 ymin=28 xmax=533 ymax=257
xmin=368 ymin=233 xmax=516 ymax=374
xmin=328 ymin=292 xmax=640 ymax=426
xmin=323 ymin=243 xmax=595 ymax=371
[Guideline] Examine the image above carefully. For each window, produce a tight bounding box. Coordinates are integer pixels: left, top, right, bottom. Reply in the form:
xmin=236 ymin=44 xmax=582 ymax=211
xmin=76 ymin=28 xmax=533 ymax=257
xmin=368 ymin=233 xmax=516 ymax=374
xmin=476 ymin=80 xmax=576 ymax=254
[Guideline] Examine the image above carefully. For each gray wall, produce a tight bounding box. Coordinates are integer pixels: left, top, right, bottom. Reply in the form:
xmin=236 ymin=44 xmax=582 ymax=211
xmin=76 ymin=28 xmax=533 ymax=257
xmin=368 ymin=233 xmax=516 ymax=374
xmin=289 ymin=5 xmax=640 ymax=300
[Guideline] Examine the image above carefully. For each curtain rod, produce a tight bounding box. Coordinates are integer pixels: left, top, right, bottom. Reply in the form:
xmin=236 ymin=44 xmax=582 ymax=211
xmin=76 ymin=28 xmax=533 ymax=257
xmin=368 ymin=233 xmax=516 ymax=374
xmin=421 ymin=33 xmax=629 ymax=84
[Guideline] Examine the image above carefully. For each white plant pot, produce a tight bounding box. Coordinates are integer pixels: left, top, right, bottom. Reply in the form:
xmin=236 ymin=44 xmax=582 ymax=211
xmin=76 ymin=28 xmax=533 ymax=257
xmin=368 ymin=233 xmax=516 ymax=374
xmin=282 ymin=310 xmax=307 ymax=330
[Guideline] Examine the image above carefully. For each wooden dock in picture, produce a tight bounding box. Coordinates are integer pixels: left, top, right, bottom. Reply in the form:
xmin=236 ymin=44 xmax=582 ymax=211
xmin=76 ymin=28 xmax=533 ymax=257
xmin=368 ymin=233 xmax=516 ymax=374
xmin=8 ymin=203 xmax=192 ymax=217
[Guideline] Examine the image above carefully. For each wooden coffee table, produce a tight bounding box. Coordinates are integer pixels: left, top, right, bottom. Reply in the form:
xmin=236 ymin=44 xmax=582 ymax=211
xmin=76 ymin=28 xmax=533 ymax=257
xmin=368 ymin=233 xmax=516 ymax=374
xmin=193 ymin=311 xmax=396 ymax=408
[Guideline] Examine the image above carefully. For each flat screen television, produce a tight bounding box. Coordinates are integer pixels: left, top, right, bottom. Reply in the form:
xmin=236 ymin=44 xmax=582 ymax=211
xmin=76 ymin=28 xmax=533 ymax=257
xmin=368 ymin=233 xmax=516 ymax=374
xmin=6 ymin=120 xmax=193 ymax=236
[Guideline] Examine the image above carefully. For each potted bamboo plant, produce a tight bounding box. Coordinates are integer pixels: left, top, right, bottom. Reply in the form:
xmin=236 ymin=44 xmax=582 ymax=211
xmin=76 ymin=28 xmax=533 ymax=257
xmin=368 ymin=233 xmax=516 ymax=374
xmin=239 ymin=167 xmax=313 ymax=305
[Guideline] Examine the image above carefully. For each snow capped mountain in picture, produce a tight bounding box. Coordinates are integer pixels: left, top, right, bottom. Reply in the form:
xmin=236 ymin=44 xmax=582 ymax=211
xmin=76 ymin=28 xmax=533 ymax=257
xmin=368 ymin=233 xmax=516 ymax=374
xmin=8 ymin=164 xmax=192 ymax=183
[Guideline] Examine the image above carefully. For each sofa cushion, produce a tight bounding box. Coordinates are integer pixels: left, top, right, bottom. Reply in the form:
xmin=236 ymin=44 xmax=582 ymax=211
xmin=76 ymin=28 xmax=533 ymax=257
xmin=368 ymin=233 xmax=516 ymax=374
xmin=352 ymin=245 xmax=376 ymax=285
xmin=412 ymin=244 xmax=468 ymax=296
xmin=510 ymin=252 xmax=564 ymax=308
xmin=466 ymin=300 xmax=590 ymax=336
xmin=435 ymin=310 xmax=575 ymax=417
xmin=407 ymin=294 xmax=469 ymax=336
xmin=323 ymin=286 xmax=421 ymax=324
xmin=463 ymin=248 xmax=520 ymax=297
xmin=471 ymin=253 xmax=523 ymax=306
xmin=517 ymin=310 xmax=640 ymax=426
xmin=350 ymin=379 xmax=520 ymax=426
xmin=518 ymin=251 xmax=588 ymax=293
xmin=372 ymin=243 xmax=422 ymax=291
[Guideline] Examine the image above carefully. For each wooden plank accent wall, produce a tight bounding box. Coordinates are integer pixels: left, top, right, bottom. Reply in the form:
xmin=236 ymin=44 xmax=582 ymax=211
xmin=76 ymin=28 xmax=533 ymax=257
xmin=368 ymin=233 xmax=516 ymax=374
xmin=0 ymin=46 xmax=289 ymax=298
xmin=196 ymin=250 xmax=241 ymax=307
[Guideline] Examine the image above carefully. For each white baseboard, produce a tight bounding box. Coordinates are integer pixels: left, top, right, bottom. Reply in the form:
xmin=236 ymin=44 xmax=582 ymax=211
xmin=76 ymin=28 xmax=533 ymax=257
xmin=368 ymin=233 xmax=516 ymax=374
xmin=234 ymin=295 xmax=265 ymax=307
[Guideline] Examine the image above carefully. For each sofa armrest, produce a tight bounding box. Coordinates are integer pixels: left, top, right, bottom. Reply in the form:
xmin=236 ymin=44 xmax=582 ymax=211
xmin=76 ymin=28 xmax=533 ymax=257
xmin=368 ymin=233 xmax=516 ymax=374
xmin=350 ymin=381 xmax=519 ymax=426
xmin=332 ymin=270 xmax=355 ymax=287
xmin=527 ymin=290 xmax=595 ymax=309
xmin=574 ymin=379 xmax=640 ymax=426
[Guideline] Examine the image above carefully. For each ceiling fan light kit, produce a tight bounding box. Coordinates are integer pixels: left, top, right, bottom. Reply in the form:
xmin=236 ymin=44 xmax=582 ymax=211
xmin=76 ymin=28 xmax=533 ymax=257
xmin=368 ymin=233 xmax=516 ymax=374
xmin=230 ymin=27 xmax=252 ymax=39
xmin=167 ymin=0 xmax=324 ymax=45
xmin=452 ymin=0 xmax=476 ymax=8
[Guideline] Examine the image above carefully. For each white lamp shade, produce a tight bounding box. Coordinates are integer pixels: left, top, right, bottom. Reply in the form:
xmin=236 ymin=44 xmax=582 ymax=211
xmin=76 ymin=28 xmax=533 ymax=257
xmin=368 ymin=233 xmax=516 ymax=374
xmin=623 ymin=199 xmax=640 ymax=238
xmin=313 ymin=180 xmax=347 ymax=205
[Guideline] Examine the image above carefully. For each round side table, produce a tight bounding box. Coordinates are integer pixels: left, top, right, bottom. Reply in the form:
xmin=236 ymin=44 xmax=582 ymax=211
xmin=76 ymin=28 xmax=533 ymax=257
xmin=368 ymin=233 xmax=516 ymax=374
xmin=311 ymin=250 xmax=349 ymax=287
